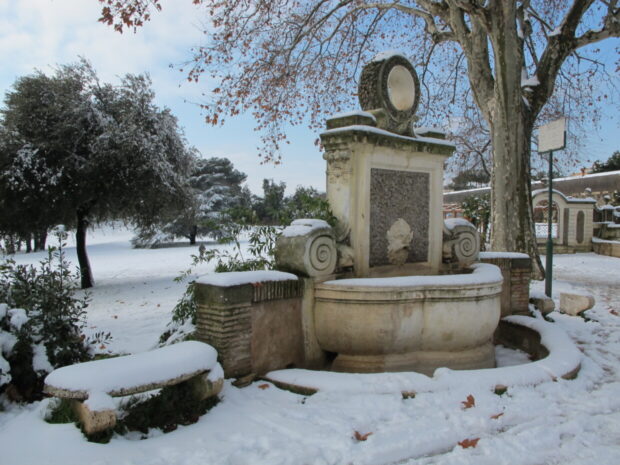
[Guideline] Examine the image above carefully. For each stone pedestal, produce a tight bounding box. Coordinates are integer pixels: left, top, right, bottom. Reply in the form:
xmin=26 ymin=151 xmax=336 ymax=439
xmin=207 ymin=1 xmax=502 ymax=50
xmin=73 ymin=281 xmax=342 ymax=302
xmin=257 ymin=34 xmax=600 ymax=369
xmin=195 ymin=272 xmax=305 ymax=378
xmin=479 ymin=252 xmax=532 ymax=317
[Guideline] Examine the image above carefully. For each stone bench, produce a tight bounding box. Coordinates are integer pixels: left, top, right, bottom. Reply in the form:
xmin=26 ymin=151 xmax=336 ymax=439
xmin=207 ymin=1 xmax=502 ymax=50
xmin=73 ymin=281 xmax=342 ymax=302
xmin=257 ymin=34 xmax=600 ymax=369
xmin=43 ymin=341 xmax=224 ymax=434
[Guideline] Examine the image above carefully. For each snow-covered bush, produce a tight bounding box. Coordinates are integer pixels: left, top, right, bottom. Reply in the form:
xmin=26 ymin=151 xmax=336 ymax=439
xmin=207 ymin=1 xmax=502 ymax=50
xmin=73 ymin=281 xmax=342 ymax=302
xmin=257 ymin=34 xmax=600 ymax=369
xmin=130 ymin=227 xmax=175 ymax=249
xmin=0 ymin=237 xmax=93 ymax=401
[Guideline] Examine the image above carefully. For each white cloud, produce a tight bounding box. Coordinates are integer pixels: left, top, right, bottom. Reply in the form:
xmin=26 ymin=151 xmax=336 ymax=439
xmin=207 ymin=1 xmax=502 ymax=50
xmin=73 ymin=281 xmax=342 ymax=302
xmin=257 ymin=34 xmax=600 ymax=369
xmin=0 ymin=0 xmax=205 ymax=100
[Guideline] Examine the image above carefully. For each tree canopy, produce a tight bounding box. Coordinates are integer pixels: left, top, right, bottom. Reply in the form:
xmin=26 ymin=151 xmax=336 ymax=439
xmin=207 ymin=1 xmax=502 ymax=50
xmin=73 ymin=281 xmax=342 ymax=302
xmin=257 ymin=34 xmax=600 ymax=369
xmin=0 ymin=60 xmax=194 ymax=288
xmin=592 ymin=151 xmax=620 ymax=173
xmin=133 ymin=157 xmax=248 ymax=247
xmin=97 ymin=0 xmax=620 ymax=275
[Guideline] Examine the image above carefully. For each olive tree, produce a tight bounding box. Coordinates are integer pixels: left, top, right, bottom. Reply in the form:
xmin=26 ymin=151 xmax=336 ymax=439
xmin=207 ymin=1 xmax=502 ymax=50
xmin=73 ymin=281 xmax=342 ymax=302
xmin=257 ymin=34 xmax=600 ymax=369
xmin=0 ymin=61 xmax=194 ymax=288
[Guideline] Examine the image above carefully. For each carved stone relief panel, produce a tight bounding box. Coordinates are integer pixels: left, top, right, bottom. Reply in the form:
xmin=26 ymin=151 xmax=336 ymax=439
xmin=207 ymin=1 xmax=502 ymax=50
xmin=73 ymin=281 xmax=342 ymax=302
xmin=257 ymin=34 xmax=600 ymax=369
xmin=369 ymin=168 xmax=429 ymax=267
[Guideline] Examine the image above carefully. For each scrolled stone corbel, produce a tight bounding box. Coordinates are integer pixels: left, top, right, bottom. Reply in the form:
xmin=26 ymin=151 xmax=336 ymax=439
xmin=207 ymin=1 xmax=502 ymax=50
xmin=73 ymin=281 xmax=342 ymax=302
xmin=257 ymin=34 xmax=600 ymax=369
xmin=275 ymin=219 xmax=337 ymax=277
xmin=442 ymin=218 xmax=480 ymax=267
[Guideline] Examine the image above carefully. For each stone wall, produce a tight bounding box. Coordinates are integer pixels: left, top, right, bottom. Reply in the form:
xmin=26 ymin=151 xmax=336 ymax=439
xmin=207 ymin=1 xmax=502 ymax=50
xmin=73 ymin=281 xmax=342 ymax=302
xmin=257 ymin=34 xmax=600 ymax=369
xmin=592 ymin=239 xmax=620 ymax=258
xmin=195 ymin=276 xmax=304 ymax=378
xmin=479 ymin=253 xmax=531 ymax=317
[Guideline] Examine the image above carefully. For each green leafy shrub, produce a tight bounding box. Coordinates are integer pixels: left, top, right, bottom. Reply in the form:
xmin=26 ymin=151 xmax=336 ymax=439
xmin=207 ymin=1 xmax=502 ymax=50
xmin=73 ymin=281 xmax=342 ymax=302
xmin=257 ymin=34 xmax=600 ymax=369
xmin=160 ymin=224 xmax=280 ymax=344
xmin=460 ymin=193 xmax=490 ymax=246
xmin=0 ymin=231 xmax=96 ymax=401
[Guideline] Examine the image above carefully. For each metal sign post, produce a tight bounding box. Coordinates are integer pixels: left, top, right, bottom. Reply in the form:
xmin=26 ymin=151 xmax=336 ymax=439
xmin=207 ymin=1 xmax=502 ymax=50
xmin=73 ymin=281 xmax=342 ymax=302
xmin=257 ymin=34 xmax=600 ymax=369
xmin=545 ymin=150 xmax=554 ymax=297
xmin=538 ymin=118 xmax=566 ymax=298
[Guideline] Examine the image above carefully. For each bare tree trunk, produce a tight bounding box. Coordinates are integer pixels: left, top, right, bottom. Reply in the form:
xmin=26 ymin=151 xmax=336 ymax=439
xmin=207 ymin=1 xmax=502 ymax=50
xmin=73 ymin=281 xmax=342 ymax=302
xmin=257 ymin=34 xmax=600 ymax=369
xmin=76 ymin=209 xmax=94 ymax=289
xmin=34 ymin=230 xmax=47 ymax=251
xmin=189 ymin=225 xmax=198 ymax=245
xmin=4 ymin=235 xmax=16 ymax=255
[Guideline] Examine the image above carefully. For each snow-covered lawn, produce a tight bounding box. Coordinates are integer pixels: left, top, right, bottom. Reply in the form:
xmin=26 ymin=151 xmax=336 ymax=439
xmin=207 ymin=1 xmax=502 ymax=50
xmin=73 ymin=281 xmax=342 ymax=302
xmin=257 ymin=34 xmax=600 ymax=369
xmin=1 ymin=228 xmax=619 ymax=465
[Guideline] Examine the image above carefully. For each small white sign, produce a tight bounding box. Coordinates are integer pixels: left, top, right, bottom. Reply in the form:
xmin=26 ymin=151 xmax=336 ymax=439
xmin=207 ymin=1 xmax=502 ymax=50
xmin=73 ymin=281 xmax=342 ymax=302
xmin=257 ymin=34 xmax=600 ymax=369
xmin=538 ymin=117 xmax=566 ymax=153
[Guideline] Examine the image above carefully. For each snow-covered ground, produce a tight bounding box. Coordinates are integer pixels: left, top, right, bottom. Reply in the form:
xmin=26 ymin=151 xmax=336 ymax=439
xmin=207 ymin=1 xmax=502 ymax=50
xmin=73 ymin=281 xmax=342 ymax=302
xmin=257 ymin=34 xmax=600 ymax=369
xmin=1 ymin=228 xmax=619 ymax=465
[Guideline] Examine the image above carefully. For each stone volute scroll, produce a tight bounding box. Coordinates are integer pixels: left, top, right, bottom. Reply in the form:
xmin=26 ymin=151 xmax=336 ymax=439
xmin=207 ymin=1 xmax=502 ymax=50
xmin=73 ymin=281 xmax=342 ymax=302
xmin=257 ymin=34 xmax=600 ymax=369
xmin=442 ymin=218 xmax=481 ymax=267
xmin=275 ymin=219 xmax=337 ymax=277
xmin=358 ymin=51 xmax=420 ymax=135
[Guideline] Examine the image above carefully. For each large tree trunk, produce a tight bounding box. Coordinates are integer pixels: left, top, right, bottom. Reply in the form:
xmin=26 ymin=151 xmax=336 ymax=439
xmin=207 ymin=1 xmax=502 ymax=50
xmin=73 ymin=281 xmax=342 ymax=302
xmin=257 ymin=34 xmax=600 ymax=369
xmin=76 ymin=208 xmax=94 ymax=289
xmin=487 ymin=109 xmax=543 ymax=277
xmin=483 ymin=2 xmax=544 ymax=278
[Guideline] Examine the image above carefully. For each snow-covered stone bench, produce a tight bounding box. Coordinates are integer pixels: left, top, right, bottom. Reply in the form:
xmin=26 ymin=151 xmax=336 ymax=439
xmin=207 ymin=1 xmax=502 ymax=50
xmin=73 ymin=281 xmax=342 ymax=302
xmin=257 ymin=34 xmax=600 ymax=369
xmin=43 ymin=341 xmax=224 ymax=434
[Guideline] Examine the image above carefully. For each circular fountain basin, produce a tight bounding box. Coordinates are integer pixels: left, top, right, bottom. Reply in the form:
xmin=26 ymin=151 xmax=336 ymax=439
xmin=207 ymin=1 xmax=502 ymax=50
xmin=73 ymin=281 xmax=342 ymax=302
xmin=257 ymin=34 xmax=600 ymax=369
xmin=314 ymin=263 xmax=503 ymax=375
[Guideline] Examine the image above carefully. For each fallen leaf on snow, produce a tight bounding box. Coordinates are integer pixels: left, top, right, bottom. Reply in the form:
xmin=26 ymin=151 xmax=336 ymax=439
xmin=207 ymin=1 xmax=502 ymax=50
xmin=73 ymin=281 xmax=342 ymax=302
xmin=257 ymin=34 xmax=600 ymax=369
xmin=258 ymin=383 xmax=270 ymax=390
xmin=490 ymin=412 xmax=504 ymax=420
xmin=458 ymin=438 xmax=480 ymax=449
xmin=353 ymin=431 xmax=373 ymax=441
xmin=461 ymin=394 xmax=476 ymax=409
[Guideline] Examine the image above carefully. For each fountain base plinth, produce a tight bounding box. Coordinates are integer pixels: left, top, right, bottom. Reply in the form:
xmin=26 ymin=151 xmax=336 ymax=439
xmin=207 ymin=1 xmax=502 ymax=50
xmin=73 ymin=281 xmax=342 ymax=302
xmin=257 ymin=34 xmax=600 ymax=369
xmin=331 ymin=342 xmax=496 ymax=376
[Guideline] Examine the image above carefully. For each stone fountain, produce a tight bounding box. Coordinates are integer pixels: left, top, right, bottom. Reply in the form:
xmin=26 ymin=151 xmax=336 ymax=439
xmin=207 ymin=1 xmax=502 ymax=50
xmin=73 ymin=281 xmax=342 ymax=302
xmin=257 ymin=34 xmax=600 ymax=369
xmin=275 ymin=52 xmax=501 ymax=375
xmin=195 ymin=53 xmax=544 ymax=380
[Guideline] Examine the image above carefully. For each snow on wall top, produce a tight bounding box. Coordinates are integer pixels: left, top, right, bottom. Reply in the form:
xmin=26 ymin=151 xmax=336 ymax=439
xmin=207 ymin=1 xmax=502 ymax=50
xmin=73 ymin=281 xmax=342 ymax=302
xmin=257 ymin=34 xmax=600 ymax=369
xmin=322 ymin=125 xmax=456 ymax=148
xmin=44 ymin=341 xmax=218 ymax=397
xmin=322 ymin=263 xmax=502 ymax=288
xmin=281 ymin=218 xmax=331 ymax=238
xmin=197 ymin=270 xmax=298 ymax=287
xmin=479 ymin=251 xmax=531 ymax=259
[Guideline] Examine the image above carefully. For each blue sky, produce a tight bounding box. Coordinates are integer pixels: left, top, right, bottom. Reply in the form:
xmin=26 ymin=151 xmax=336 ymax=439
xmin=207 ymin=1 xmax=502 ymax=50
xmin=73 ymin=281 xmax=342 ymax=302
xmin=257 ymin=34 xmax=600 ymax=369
xmin=1 ymin=1 xmax=617 ymax=195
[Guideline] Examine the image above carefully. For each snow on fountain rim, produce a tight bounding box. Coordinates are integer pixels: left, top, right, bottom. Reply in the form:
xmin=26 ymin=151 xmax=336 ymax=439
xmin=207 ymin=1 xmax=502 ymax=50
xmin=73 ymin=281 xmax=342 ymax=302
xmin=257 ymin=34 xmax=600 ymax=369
xmin=266 ymin=315 xmax=582 ymax=395
xmin=321 ymin=262 xmax=502 ymax=288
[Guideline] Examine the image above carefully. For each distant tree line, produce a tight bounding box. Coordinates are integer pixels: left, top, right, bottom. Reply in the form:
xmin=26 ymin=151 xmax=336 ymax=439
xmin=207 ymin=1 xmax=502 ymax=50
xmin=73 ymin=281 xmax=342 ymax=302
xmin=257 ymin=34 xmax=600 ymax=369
xmin=592 ymin=151 xmax=620 ymax=174
xmin=133 ymin=175 xmax=333 ymax=248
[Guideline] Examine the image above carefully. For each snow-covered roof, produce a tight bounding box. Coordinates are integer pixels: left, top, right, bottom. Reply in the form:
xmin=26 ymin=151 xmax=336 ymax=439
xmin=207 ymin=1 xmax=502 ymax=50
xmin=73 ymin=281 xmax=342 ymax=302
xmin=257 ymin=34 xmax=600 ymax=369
xmin=531 ymin=188 xmax=596 ymax=204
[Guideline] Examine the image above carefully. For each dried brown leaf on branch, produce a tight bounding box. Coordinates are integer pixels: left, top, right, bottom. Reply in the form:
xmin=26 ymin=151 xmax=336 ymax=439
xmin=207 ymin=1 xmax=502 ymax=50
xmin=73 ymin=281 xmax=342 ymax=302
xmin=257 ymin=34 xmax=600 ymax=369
xmin=353 ymin=431 xmax=373 ymax=442
xmin=458 ymin=438 xmax=480 ymax=449
xmin=461 ymin=394 xmax=476 ymax=409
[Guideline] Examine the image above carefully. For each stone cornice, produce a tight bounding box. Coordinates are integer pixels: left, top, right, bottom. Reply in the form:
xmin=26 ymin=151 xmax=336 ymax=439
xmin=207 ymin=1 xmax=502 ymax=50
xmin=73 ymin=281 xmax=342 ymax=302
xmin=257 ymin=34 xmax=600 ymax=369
xmin=320 ymin=125 xmax=455 ymax=157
